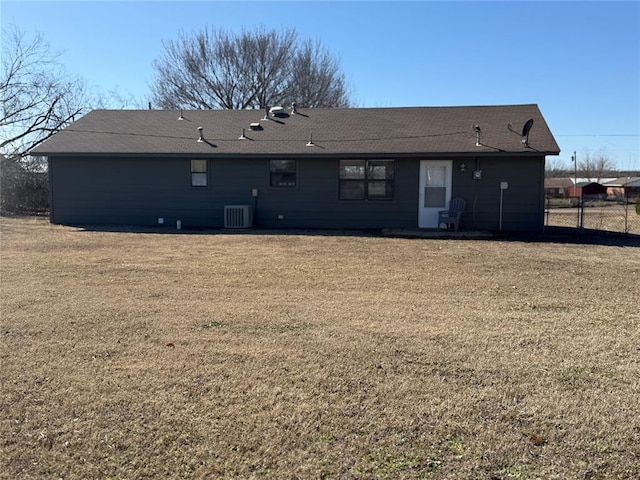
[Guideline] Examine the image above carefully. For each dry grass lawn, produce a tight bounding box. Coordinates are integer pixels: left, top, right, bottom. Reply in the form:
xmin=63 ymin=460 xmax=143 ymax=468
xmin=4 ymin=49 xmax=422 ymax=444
xmin=1 ymin=216 xmax=639 ymax=479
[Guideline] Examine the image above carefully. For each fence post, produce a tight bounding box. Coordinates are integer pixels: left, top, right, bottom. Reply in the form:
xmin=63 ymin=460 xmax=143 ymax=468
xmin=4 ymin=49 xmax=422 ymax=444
xmin=624 ymin=189 xmax=629 ymax=234
xmin=545 ymin=195 xmax=549 ymax=228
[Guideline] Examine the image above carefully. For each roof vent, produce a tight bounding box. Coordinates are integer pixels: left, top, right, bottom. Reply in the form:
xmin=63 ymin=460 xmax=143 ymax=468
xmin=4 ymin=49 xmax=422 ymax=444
xmin=263 ymin=107 xmax=269 ymax=121
xmin=197 ymin=127 xmax=204 ymax=142
xmin=238 ymin=128 xmax=247 ymax=140
xmin=270 ymin=106 xmax=285 ymax=117
xmin=178 ymin=109 xmax=184 ymax=120
xmin=249 ymin=122 xmax=262 ymax=131
xmin=306 ymin=133 xmax=315 ymax=147
xmin=474 ymin=125 xmax=482 ymax=147
xmin=291 ymin=102 xmax=298 ymax=115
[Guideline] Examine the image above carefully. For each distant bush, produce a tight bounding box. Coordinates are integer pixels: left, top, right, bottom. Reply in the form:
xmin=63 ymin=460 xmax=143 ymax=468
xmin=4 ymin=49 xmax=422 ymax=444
xmin=546 ymin=198 xmax=576 ymax=208
xmin=582 ymin=200 xmax=624 ymax=208
xmin=636 ymin=198 xmax=640 ymax=215
xmin=0 ymin=156 xmax=49 ymax=215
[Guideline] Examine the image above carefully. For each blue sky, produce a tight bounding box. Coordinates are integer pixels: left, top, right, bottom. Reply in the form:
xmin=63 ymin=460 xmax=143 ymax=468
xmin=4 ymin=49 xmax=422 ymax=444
xmin=2 ymin=1 xmax=639 ymax=170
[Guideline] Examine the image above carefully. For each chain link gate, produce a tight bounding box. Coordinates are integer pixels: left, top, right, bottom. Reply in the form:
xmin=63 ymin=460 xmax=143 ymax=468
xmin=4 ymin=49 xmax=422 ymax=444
xmin=545 ymin=190 xmax=640 ymax=235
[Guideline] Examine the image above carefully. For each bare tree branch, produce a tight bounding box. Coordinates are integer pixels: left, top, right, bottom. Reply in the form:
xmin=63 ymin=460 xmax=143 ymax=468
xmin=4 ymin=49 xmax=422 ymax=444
xmin=578 ymin=149 xmax=616 ymax=183
xmin=150 ymin=27 xmax=351 ymax=110
xmin=1 ymin=25 xmax=89 ymax=157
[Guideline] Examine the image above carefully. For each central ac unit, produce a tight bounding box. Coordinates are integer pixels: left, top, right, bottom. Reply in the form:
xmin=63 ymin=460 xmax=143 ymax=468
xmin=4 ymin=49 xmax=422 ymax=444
xmin=224 ymin=205 xmax=253 ymax=228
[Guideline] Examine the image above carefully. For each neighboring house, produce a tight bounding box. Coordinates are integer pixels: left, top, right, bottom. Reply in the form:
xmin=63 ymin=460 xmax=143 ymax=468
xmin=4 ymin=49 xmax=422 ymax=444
xmin=603 ymin=177 xmax=640 ymax=200
xmin=31 ymin=104 xmax=560 ymax=232
xmin=544 ymin=177 xmax=574 ymax=198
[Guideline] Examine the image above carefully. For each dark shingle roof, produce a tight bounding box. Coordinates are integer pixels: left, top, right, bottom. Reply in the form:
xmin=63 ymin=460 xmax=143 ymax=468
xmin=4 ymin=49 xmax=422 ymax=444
xmin=544 ymin=177 xmax=574 ymax=189
xmin=31 ymin=104 xmax=560 ymax=157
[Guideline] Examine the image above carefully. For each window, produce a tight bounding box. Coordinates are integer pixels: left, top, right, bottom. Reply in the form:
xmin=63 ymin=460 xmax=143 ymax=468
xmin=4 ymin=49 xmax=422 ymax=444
xmin=339 ymin=159 xmax=394 ymax=200
xmin=423 ymin=164 xmax=446 ymax=207
xmin=191 ymin=159 xmax=207 ymax=187
xmin=270 ymin=160 xmax=296 ymax=187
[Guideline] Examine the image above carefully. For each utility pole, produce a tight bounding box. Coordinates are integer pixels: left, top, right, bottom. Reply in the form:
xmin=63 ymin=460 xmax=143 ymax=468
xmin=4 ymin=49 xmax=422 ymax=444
xmin=571 ymin=151 xmax=580 ymax=228
xmin=571 ymin=151 xmax=577 ymax=190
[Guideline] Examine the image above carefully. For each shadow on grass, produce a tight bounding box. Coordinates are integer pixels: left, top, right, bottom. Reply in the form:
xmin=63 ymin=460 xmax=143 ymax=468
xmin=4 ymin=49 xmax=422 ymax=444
xmin=70 ymin=223 xmax=383 ymax=239
xmin=69 ymin=223 xmax=640 ymax=247
xmin=498 ymin=226 xmax=640 ymax=248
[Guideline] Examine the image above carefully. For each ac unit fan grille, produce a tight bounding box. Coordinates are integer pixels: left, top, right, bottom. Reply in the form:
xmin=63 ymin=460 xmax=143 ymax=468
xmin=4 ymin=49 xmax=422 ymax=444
xmin=224 ymin=205 xmax=253 ymax=228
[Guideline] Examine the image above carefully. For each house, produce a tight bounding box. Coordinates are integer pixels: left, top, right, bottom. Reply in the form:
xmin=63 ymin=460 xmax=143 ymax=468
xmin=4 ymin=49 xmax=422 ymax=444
xmin=603 ymin=177 xmax=640 ymax=201
xmin=544 ymin=177 xmax=574 ymax=198
xmin=31 ymin=104 xmax=560 ymax=232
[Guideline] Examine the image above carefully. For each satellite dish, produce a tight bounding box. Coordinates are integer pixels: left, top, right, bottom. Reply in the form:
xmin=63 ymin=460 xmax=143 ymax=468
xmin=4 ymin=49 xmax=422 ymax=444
xmin=521 ymin=118 xmax=534 ymax=147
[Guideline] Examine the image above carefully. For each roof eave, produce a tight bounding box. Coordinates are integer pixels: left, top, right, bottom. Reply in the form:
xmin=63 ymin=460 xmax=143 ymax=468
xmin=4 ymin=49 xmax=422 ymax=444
xmin=37 ymin=149 xmax=559 ymax=158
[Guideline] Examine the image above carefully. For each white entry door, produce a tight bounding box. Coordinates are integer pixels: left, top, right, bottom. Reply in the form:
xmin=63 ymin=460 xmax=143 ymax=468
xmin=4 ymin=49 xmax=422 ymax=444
xmin=418 ymin=160 xmax=452 ymax=228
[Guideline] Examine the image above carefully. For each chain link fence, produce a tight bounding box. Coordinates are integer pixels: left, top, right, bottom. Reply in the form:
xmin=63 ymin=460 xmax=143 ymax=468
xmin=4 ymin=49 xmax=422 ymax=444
xmin=545 ymin=193 xmax=640 ymax=235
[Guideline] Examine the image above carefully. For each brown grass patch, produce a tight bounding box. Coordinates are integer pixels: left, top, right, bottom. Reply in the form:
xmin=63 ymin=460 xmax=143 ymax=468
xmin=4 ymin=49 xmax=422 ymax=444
xmin=1 ymin=217 xmax=639 ymax=479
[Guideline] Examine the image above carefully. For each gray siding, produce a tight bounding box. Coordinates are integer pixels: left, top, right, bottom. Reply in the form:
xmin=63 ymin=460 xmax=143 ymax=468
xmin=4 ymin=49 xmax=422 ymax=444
xmin=253 ymin=158 xmax=417 ymax=229
xmin=450 ymin=156 xmax=545 ymax=232
xmin=49 ymin=155 xmax=544 ymax=231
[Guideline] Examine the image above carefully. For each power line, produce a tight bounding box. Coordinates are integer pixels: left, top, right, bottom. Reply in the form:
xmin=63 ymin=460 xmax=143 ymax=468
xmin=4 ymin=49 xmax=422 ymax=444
xmin=555 ymin=134 xmax=639 ymax=137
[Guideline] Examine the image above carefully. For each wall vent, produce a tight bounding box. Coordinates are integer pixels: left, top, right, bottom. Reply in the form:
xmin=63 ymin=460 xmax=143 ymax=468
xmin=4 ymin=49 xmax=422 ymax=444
xmin=224 ymin=205 xmax=253 ymax=228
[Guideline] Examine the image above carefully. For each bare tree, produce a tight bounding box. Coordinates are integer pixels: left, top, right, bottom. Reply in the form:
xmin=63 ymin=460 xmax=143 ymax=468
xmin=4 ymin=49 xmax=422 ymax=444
xmin=578 ymin=149 xmax=616 ymax=182
xmin=545 ymin=158 xmax=571 ymax=178
xmin=287 ymin=39 xmax=350 ymax=108
xmin=151 ymin=27 xmax=351 ymax=110
xmin=1 ymin=25 xmax=89 ymax=158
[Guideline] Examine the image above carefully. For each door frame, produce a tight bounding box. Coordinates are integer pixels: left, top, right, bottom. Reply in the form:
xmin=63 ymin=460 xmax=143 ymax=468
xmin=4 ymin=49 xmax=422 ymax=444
xmin=418 ymin=160 xmax=452 ymax=228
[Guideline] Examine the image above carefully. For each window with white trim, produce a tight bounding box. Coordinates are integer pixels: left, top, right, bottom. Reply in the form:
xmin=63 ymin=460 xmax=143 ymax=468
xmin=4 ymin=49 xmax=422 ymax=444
xmin=191 ymin=159 xmax=207 ymax=187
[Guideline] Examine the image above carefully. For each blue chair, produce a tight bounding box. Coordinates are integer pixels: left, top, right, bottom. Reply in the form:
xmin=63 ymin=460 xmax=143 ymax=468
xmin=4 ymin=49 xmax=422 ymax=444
xmin=438 ymin=198 xmax=466 ymax=231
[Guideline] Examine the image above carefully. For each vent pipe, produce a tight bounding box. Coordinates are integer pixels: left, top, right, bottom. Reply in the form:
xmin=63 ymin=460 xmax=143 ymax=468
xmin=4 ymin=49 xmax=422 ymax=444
xmin=474 ymin=125 xmax=482 ymax=146
xmin=197 ymin=127 xmax=204 ymax=142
